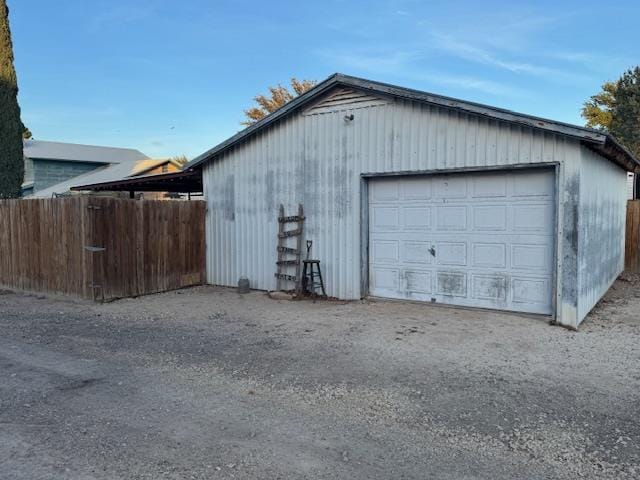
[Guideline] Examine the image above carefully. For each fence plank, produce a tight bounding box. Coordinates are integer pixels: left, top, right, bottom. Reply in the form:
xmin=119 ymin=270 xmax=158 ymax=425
xmin=0 ymin=198 xmax=206 ymax=300
xmin=626 ymin=200 xmax=640 ymax=273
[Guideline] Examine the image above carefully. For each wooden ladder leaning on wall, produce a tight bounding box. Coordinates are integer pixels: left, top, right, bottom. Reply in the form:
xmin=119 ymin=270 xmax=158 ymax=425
xmin=274 ymin=204 xmax=305 ymax=294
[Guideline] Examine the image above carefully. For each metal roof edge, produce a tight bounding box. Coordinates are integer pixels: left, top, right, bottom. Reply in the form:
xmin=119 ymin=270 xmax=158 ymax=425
xmin=335 ymin=74 xmax=607 ymax=142
xmin=24 ymin=156 xmax=113 ymax=164
xmin=187 ymin=73 xmax=640 ymax=171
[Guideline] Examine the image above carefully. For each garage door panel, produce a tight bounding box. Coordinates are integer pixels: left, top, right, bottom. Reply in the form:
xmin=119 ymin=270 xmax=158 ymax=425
xmin=513 ymin=204 xmax=554 ymax=232
xmin=371 ymin=180 xmax=400 ymax=202
xmin=472 ymin=243 xmax=507 ymax=268
xmin=372 ymin=240 xmax=399 ymax=264
xmin=369 ymin=170 xmax=555 ymax=315
xmin=401 ymin=241 xmax=433 ymax=264
xmin=511 ymin=244 xmax=552 ymax=272
xmin=472 ymin=175 xmax=508 ymax=198
xmin=403 ymin=206 xmax=431 ymax=230
xmin=472 ymin=274 xmax=508 ymax=301
xmin=512 ymin=170 xmax=554 ymax=197
xmin=436 ymin=242 xmax=467 ymax=266
xmin=473 ymin=205 xmax=507 ymax=231
xmin=371 ymin=268 xmax=399 ymax=290
xmin=405 ymin=270 xmax=432 ymax=293
xmin=512 ymin=277 xmax=550 ymax=305
xmin=436 ymin=206 xmax=467 ymax=231
xmin=435 ymin=176 xmax=468 ymax=198
xmin=402 ymin=177 xmax=432 ymax=201
xmin=436 ymin=271 xmax=467 ymax=297
xmin=372 ymin=206 xmax=400 ymax=230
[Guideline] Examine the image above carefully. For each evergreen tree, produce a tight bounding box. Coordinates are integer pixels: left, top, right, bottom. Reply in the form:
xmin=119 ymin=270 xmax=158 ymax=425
xmin=0 ymin=0 xmax=24 ymax=198
xmin=610 ymin=67 xmax=640 ymax=159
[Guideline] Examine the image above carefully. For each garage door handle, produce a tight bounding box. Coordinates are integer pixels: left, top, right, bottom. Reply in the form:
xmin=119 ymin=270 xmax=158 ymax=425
xmin=429 ymin=247 xmax=436 ymax=257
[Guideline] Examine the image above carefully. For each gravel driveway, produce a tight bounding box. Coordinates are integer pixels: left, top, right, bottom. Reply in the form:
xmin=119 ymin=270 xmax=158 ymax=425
xmin=1 ymin=275 xmax=639 ymax=479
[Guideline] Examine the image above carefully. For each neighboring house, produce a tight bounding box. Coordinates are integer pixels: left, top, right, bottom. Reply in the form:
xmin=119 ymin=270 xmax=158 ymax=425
xmin=29 ymin=157 xmax=182 ymax=198
xmin=186 ymin=73 xmax=640 ymax=330
xmin=22 ymin=139 xmax=150 ymax=196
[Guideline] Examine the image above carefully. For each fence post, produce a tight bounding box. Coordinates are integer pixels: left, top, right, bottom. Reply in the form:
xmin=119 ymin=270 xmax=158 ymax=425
xmin=136 ymin=200 xmax=145 ymax=296
xmin=626 ymin=200 xmax=640 ymax=273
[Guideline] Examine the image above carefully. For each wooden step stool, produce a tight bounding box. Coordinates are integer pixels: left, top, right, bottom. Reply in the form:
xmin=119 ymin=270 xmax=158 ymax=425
xmin=301 ymin=259 xmax=327 ymax=299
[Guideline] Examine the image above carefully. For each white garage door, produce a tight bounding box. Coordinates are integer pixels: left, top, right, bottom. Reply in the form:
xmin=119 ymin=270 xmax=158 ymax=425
xmin=368 ymin=169 xmax=555 ymax=315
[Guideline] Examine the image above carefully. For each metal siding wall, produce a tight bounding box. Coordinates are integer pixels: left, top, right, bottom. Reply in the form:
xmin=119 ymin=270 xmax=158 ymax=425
xmin=577 ymin=146 xmax=627 ymax=322
xmin=203 ymin=98 xmax=580 ymax=303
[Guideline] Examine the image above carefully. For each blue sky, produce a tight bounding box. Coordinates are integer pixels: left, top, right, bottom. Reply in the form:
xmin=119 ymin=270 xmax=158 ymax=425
xmin=10 ymin=0 xmax=639 ymax=159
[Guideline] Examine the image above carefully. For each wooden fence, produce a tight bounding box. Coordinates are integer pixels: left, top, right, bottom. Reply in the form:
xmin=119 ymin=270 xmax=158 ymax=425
xmin=0 ymin=197 xmax=206 ymax=300
xmin=627 ymin=200 xmax=640 ymax=273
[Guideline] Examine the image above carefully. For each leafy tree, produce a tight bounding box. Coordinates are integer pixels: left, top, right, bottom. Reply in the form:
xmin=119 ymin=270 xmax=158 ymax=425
xmin=582 ymin=68 xmax=640 ymax=159
xmin=21 ymin=121 xmax=31 ymax=139
xmin=581 ymin=81 xmax=616 ymax=131
xmin=0 ymin=0 xmax=24 ymax=198
xmin=169 ymin=155 xmax=188 ymax=168
xmin=242 ymin=78 xmax=317 ymax=126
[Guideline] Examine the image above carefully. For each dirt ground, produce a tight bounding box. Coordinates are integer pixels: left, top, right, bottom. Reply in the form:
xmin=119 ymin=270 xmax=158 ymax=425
xmin=1 ymin=275 xmax=639 ymax=480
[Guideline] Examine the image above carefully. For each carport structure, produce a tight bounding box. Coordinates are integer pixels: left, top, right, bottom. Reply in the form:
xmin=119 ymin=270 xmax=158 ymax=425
xmin=71 ymin=169 xmax=203 ymax=198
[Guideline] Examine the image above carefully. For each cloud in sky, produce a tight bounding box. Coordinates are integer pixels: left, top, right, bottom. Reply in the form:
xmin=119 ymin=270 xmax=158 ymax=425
xmin=316 ymin=48 xmax=529 ymax=98
xmin=546 ymin=50 xmax=635 ymax=76
xmin=426 ymin=32 xmax=593 ymax=85
xmin=419 ymin=73 xmax=527 ymax=98
xmin=318 ymin=5 xmax=603 ymax=94
xmin=428 ymin=33 xmax=552 ymax=76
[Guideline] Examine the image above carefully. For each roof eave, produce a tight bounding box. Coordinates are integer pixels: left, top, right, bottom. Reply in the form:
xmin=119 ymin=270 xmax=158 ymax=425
xmin=584 ymin=135 xmax=640 ymax=174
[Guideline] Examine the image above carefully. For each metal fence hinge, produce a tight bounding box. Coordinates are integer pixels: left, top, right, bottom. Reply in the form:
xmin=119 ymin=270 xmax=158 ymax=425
xmin=84 ymin=246 xmax=106 ymax=252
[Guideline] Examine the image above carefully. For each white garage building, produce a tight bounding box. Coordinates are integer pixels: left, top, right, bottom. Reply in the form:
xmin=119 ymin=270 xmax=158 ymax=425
xmin=188 ymin=74 xmax=640 ymax=329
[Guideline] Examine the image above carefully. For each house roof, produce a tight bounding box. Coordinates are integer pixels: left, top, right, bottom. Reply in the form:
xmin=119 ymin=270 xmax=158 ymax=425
xmin=186 ymin=73 xmax=640 ymax=174
xmin=24 ymin=139 xmax=149 ymax=164
xmin=29 ymin=158 xmax=182 ymax=198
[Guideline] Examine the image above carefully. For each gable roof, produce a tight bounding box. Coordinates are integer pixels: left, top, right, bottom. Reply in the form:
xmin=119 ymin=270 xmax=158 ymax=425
xmin=187 ymin=73 xmax=640 ymax=174
xmin=29 ymin=158 xmax=181 ymax=198
xmin=24 ymin=139 xmax=149 ymax=164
